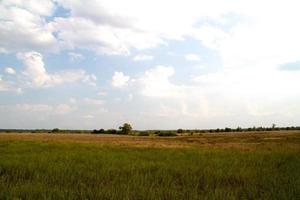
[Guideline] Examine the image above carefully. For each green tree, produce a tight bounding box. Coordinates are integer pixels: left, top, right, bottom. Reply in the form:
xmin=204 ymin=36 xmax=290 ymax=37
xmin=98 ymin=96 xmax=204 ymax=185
xmin=119 ymin=123 xmax=132 ymax=135
xmin=52 ymin=128 xmax=60 ymax=133
xmin=177 ymin=129 xmax=184 ymax=134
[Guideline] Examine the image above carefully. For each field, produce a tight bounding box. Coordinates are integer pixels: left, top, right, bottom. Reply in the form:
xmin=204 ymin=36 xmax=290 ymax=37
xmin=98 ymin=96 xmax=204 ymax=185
xmin=0 ymin=131 xmax=299 ymax=199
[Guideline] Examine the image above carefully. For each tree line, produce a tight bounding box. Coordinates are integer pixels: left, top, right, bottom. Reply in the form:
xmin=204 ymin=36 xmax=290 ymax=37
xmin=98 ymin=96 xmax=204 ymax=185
xmin=1 ymin=123 xmax=300 ymax=136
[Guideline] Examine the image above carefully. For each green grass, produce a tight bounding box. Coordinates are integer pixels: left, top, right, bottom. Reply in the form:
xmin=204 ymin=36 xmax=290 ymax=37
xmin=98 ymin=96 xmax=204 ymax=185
xmin=0 ymin=141 xmax=299 ymax=199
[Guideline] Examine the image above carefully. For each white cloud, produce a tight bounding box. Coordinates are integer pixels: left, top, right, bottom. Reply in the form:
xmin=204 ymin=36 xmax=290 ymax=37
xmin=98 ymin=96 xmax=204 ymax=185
xmin=0 ymin=76 xmax=12 ymax=91
xmin=1 ymin=0 xmax=300 ymax=63
xmin=14 ymin=103 xmax=73 ymax=115
xmin=111 ymin=72 xmax=130 ymax=88
xmin=1 ymin=0 xmax=55 ymax=16
xmin=83 ymin=74 xmax=97 ymax=86
xmin=4 ymin=67 xmax=16 ymax=75
xmin=69 ymin=97 xmax=76 ymax=104
xmin=138 ymin=65 xmax=183 ymax=98
xmin=133 ymin=54 xmax=153 ymax=61
xmin=54 ymin=104 xmax=73 ymax=115
xmin=97 ymin=91 xmax=107 ymax=96
xmin=68 ymin=52 xmax=85 ymax=62
xmin=17 ymin=51 xmax=95 ymax=88
xmin=17 ymin=51 xmax=49 ymax=87
xmin=0 ymin=1 xmax=57 ymax=53
xmin=16 ymin=103 xmax=53 ymax=112
xmin=0 ymin=75 xmax=21 ymax=93
xmin=185 ymin=54 xmax=201 ymax=61
xmin=82 ymin=114 xmax=94 ymax=119
xmin=84 ymin=98 xmax=104 ymax=106
xmin=48 ymin=0 xmax=236 ymax=55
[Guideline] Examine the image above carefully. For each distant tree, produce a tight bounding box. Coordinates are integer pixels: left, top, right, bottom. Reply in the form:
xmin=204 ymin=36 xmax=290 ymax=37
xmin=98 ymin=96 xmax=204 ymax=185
xmin=107 ymin=129 xmax=117 ymax=134
xmin=99 ymin=129 xmax=105 ymax=133
xmin=157 ymin=131 xmax=177 ymax=137
xmin=236 ymin=127 xmax=242 ymax=132
xmin=154 ymin=131 xmax=161 ymax=135
xmin=272 ymin=124 xmax=276 ymax=130
xmin=177 ymin=129 xmax=184 ymax=134
xmin=52 ymin=128 xmax=60 ymax=133
xmin=119 ymin=123 xmax=132 ymax=135
xmin=224 ymin=127 xmax=231 ymax=132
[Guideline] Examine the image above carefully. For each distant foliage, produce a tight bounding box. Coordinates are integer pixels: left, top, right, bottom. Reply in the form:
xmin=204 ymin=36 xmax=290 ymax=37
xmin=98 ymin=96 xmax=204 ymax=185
xmin=52 ymin=128 xmax=60 ymax=133
xmin=157 ymin=131 xmax=177 ymax=137
xmin=119 ymin=123 xmax=132 ymax=135
xmin=137 ymin=132 xmax=150 ymax=136
xmin=1 ymin=124 xmax=300 ymax=136
xmin=177 ymin=129 xmax=184 ymax=133
xmin=106 ymin=129 xmax=118 ymax=134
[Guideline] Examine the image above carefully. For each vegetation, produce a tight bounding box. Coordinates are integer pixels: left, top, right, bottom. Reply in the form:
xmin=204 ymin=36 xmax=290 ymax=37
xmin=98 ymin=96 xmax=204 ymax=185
xmin=0 ymin=136 xmax=299 ymax=199
xmin=157 ymin=131 xmax=178 ymax=137
xmin=1 ymin=124 xmax=300 ymax=136
xmin=119 ymin=123 xmax=132 ymax=135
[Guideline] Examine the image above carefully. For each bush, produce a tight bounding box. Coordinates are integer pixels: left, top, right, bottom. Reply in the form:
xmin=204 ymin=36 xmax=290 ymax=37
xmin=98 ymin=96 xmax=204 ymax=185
xmin=52 ymin=128 xmax=60 ymax=133
xmin=106 ymin=129 xmax=117 ymax=134
xmin=137 ymin=132 xmax=150 ymax=136
xmin=177 ymin=129 xmax=184 ymax=134
xmin=119 ymin=123 xmax=132 ymax=135
xmin=224 ymin=127 xmax=232 ymax=132
xmin=92 ymin=129 xmax=105 ymax=134
xmin=157 ymin=132 xmax=177 ymax=137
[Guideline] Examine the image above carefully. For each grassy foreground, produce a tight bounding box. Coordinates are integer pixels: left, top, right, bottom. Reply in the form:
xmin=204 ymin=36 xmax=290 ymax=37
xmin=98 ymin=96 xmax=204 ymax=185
xmin=0 ymin=133 xmax=299 ymax=199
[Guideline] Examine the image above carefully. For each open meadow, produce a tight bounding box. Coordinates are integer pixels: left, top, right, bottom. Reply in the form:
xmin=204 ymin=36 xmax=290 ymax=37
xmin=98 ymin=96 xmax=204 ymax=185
xmin=0 ymin=131 xmax=299 ymax=199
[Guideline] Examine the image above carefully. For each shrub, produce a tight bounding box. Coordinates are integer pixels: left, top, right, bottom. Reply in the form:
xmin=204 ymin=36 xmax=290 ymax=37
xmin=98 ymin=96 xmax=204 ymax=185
xmin=224 ymin=127 xmax=231 ymax=132
xmin=137 ymin=132 xmax=150 ymax=136
xmin=119 ymin=123 xmax=132 ymax=135
xmin=52 ymin=128 xmax=60 ymax=133
xmin=177 ymin=129 xmax=184 ymax=133
xmin=106 ymin=129 xmax=117 ymax=134
xmin=157 ymin=132 xmax=177 ymax=137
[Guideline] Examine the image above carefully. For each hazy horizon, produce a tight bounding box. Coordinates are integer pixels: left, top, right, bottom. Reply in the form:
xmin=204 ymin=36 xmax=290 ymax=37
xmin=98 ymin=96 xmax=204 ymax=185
xmin=1 ymin=0 xmax=300 ymax=129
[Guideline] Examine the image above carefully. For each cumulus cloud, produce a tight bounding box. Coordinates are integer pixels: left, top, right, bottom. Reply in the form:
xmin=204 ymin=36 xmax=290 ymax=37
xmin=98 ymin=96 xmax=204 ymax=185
xmin=111 ymin=72 xmax=130 ymax=88
xmin=54 ymin=104 xmax=73 ymax=115
xmin=69 ymin=97 xmax=76 ymax=104
xmin=82 ymin=114 xmax=94 ymax=119
xmin=2 ymin=0 xmax=300 ymax=63
xmin=1 ymin=0 xmax=300 ymax=128
xmin=83 ymin=74 xmax=97 ymax=86
xmin=0 ymin=0 xmax=236 ymax=55
xmin=15 ymin=103 xmax=73 ymax=115
xmin=185 ymin=54 xmax=201 ymax=61
xmin=84 ymin=98 xmax=104 ymax=106
xmin=133 ymin=54 xmax=153 ymax=61
xmin=138 ymin=65 xmax=183 ymax=98
xmin=17 ymin=51 xmax=96 ymax=88
xmin=0 ymin=75 xmax=20 ymax=92
xmin=68 ymin=52 xmax=85 ymax=62
xmin=0 ymin=76 xmax=12 ymax=91
xmin=0 ymin=0 xmax=57 ymax=53
xmin=4 ymin=67 xmax=16 ymax=75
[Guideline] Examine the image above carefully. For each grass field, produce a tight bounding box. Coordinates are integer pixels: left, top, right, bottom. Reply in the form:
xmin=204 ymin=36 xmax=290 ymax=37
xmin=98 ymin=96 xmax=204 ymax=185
xmin=0 ymin=131 xmax=299 ymax=199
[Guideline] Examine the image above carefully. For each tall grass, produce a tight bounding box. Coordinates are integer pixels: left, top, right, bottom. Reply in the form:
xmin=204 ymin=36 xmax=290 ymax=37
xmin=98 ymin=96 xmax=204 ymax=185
xmin=0 ymin=141 xmax=299 ymax=199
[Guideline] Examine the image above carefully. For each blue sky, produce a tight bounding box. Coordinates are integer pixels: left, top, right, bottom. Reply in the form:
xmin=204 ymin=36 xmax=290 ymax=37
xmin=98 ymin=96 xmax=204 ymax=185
xmin=0 ymin=0 xmax=300 ymax=130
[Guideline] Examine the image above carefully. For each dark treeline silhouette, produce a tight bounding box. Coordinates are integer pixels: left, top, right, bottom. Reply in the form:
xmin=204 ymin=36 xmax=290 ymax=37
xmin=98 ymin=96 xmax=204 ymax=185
xmin=92 ymin=123 xmax=132 ymax=135
xmin=1 ymin=125 xmax=300 ymax=136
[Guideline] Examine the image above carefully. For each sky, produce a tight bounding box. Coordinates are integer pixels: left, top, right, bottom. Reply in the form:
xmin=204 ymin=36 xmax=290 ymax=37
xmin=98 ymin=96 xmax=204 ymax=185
xmin=0 ymin=0 xmax=300 ymax=130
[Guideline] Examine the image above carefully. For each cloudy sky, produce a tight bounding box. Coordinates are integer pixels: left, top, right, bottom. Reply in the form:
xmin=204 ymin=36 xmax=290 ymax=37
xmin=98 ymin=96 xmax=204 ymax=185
xmin=1 ymin=0 xmax=300 ymax=130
